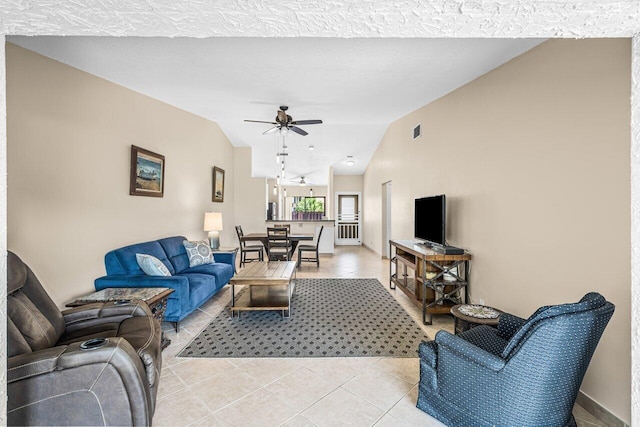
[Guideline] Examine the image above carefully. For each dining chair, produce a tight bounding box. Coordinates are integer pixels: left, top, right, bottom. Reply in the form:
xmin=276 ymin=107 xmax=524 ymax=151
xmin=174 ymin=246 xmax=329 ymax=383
xmin=267 ymin=227 xmax=293 ymax=261
xmin=297 ymin=225 xmax=323 ymax=268
xmin=235 ymin=225 xmax=264 ymax=267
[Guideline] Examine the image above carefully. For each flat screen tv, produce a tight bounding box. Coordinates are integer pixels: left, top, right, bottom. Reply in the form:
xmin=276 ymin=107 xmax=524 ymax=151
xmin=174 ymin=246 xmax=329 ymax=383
xmin=415 ymin=195 xmax=446 ymax=246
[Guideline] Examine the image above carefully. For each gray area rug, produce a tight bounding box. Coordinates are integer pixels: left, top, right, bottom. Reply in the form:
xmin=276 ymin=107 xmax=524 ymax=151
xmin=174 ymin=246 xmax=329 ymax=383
xmin=179 ymin=278 xmax=429 ymax=358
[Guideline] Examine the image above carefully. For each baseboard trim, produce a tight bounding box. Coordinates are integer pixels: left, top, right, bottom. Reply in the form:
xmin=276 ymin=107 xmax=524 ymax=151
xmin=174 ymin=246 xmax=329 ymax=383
xmin=362 ymin=243 xmax=382 ymax=257
xmin=576 ymin=391 xmax=628 ymax=427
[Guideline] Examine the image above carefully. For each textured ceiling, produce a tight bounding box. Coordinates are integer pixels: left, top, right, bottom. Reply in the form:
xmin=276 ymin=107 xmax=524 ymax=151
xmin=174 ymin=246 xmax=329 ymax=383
xmin=0 ymin=2 xmax=639 ymax=424
xmin=9 ymin=36 xmax=543 ymax=185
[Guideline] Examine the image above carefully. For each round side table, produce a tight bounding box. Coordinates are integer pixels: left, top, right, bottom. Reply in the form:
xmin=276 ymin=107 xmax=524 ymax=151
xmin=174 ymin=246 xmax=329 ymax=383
xmin=450 ymin=304 xmax=502 ymax=335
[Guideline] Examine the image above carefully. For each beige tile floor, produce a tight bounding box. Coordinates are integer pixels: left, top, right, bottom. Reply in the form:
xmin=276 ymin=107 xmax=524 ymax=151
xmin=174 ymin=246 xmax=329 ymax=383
xmin=156 ymin=245 xmax=604 ymax=427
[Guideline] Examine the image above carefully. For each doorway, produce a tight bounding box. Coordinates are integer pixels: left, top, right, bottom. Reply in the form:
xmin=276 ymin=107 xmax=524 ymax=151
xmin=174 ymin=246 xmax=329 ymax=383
xmin=335 ymin=192 xmax=361 ymax=245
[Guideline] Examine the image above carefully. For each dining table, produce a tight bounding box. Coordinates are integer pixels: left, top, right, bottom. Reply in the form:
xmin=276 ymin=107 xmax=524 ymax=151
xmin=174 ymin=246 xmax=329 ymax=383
xmin=241 ymin=232 xmax=313 ymax=258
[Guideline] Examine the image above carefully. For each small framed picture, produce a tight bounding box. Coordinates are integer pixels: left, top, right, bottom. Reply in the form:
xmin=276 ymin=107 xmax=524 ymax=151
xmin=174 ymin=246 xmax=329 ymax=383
xmin=213 ymin=166 xmax=225 ymax=202
xmin=130 ymin=145 xmax=165 ymax=197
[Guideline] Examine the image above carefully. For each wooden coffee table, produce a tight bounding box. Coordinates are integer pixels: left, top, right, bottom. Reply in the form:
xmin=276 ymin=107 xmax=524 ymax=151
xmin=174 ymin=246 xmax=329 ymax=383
xmin=230 ymin=261 xmax=296 ymax=318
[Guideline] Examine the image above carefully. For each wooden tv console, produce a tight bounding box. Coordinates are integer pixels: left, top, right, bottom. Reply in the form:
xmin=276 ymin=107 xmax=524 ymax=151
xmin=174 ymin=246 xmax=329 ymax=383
xmin=389 ymin=239 xmax=471 ymax=325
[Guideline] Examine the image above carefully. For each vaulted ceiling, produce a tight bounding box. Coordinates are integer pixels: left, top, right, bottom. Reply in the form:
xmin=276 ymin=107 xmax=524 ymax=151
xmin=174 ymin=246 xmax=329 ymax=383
xmin=9 ymin=36 xmax=544 ymax=186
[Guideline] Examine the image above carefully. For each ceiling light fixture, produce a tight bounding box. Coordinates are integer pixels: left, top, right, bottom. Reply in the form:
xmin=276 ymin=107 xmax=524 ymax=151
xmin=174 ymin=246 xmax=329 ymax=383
xmin=309 ymin=145 xmax=314 ymax=151
xmin=345 ymin=156 xmax=355 ymax=166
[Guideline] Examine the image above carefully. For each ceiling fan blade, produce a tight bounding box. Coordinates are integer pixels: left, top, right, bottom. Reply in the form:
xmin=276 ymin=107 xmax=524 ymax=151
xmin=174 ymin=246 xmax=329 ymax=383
xmin=289 ymin=126 xmax=308 ymax=136
xmin=244 ymin=119 xmax=278 ymax=124
xmin=290 ymin=119 xmax=323 ymax=125
xmin=263 ymin=126 xmax=280 ymax=135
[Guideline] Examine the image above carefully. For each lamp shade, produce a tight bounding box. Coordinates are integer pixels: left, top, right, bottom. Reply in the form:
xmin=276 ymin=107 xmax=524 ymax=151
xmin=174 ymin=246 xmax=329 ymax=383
xmin=204 ymin=212 xmax=223 ymax=231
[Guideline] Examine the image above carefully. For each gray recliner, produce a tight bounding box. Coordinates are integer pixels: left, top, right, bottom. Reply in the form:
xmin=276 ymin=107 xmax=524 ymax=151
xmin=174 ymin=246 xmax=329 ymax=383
xmin=7 ymin=251 xmax=163 ymax=426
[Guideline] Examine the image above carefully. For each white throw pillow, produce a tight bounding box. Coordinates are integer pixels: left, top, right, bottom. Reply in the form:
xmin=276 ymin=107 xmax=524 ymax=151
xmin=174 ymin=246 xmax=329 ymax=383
xmin=136 ymin=253 xmax=172 ymax=276
xmin=183 ymin=240 xmax=215 ymax=267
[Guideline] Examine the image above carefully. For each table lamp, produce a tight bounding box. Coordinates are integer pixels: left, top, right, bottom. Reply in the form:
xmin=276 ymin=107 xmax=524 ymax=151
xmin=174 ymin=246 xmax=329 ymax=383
xmin=204 ymin=212 xmax=223 ymax=249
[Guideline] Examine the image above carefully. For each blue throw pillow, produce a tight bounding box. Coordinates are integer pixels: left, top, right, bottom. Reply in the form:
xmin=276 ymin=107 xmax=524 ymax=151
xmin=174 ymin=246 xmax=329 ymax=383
xmin=135 ymin=253 xmax=172 ymax=276
xmin=183 ymin=240 xmax=215 ymax=267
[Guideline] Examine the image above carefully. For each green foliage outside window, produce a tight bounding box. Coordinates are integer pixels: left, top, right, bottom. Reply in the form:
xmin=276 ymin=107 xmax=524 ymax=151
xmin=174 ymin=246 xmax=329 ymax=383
xmin=294 ymin=197 xmax=325 ymax=213
xmin=292 ymin=196 xmax=325 ymax=220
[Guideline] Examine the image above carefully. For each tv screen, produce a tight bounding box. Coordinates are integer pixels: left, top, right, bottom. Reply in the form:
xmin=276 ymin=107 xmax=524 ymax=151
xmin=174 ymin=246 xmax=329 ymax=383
xmin=415 ymin=195 xmax=446 ymax=245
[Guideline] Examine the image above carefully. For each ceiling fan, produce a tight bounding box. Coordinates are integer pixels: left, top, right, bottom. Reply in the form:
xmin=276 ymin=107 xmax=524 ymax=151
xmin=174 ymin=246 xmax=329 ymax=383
xmin=244 ymin=106 xmax=323 ymax=136
xmin=289 ymin=176 xmax=313 ymax=186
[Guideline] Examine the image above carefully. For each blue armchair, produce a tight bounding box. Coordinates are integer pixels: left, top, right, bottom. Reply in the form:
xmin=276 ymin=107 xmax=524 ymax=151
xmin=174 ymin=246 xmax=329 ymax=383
xmin=417 ymin=293 xmax=614 ymax=426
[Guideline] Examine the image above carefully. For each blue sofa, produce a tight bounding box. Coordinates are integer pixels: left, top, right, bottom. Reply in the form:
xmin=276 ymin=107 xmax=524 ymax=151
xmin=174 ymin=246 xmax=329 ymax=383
xmin=95 ymin=236 xmax=235 ymax=329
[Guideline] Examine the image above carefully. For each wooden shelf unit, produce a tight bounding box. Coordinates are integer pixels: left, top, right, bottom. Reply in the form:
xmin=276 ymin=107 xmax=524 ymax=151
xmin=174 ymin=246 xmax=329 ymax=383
xmin=389 ymin=239 xmax=471 ymax=325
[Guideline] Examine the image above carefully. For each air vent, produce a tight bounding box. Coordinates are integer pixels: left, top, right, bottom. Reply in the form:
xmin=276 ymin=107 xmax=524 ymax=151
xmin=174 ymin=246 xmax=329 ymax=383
xmin=413 ymin=124 xmax=421 ymax=140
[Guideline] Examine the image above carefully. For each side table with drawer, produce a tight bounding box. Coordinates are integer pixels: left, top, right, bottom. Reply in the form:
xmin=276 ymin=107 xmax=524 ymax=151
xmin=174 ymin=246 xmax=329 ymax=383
xmin=66 ymin=287 xmax=174 ymax=349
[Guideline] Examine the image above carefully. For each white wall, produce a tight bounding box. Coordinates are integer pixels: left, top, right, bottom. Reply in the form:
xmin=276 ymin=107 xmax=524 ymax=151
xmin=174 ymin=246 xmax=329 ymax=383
xmin=7 ymin=43 xmax=237 ymax=306
xmin=363 ymin=39 xmax=631 ymax=422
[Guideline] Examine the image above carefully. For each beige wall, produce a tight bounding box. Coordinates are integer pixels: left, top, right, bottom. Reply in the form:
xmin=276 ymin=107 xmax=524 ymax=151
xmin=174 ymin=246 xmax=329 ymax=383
xmin=233 ymin=147 xmax=267 ymax=234
xmin=333 ymin=175 xmax=363 ymax=193
xmin=363 ymin=39 xmax=631 ymax=422
xmin=282 ymin=186 xmax=327 ymax=197
xmin=7 ymin=43 xmax=237 ymax=307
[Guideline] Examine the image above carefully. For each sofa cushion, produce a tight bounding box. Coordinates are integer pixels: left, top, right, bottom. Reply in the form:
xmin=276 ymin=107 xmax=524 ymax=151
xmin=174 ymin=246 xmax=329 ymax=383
xmin=8 ymin=291 xmax=59 ymax=352
xmin=182 ymin=263 xmax=234 ymax=291
xmin=158 ymin=236 xmax=191 ymax=273
xmin=105 ymin=241 xmax=175 ymax=275
xmin=7 ymin=252 xmax=65 ymax=355
xmin=136 ymin=254 xmax=172 ymax=277
xmin=183 ymin=240 xmax=215 ymax=267
xmin=458 ymin=325 xmax=509 ymax=357
xmin=180 ymin=273 xmax=220 ymax=307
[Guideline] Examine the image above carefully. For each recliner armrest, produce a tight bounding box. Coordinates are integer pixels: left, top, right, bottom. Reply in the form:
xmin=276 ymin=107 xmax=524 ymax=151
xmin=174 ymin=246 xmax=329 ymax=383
xmin=62 ymin=301 xmax=153 ymax=330
xmin=8 ymin=338 xmax=152 ymax=426
xmin=8 ymin=346 xmax=68 ymax=383
xmin=435 ymin=330 xmax=506 ymax=371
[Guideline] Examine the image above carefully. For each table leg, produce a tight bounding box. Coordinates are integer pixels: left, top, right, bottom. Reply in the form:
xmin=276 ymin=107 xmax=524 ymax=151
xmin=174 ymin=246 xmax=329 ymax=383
xmin=230 ymin=283 xmax=237 ymax=318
